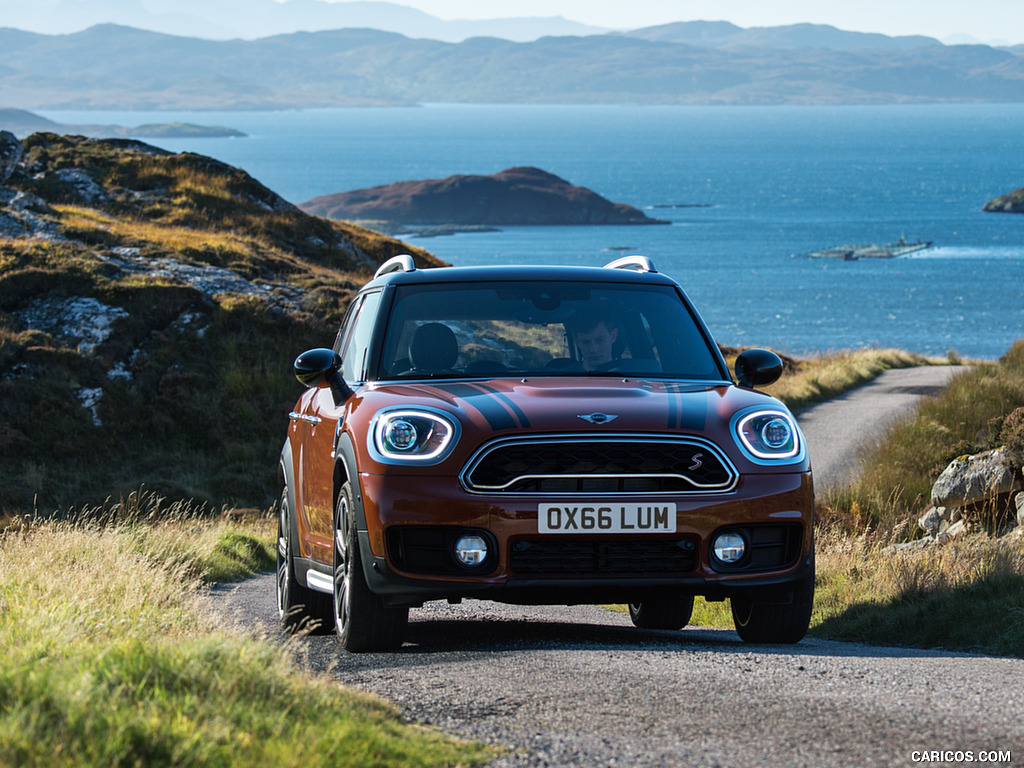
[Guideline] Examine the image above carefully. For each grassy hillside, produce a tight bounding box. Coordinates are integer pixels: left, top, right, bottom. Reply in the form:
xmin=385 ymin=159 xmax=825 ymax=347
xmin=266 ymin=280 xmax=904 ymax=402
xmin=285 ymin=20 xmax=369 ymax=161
xmin=0 ymin=132 xmax=444 ymax=515
xmin=0 ymin=496 xmax=494 ymax=767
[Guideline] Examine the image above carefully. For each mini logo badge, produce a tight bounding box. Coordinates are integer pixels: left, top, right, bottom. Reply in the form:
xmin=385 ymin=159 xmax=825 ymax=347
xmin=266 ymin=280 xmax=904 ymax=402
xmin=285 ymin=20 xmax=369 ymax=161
xmin=577 ymin=413 xmax=618 ymax=424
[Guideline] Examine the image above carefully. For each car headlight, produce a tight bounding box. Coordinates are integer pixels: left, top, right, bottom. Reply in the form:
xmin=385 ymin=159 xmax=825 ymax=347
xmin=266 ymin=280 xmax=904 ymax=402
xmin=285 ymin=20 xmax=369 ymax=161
xmin=734 ymin=409 xmax=801 ymax=462
xmin=370 ymin=407 xmax=460 ymax=464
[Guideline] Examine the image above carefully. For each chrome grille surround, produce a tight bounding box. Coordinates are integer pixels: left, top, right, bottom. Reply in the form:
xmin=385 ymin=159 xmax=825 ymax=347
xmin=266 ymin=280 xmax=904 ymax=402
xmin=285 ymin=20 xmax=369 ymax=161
xmin=460 ymin=433 xmax=739 ymax=495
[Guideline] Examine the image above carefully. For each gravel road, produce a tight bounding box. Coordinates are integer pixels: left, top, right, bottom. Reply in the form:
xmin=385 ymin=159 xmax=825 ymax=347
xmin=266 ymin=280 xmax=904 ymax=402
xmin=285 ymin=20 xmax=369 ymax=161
xmin=210 ymin=366 xmax=1024 ymax=768
xmin=213 ymin=576 xmax=1022 ymax=768
xmin=796 ymin=365 xmax=965 ymax=490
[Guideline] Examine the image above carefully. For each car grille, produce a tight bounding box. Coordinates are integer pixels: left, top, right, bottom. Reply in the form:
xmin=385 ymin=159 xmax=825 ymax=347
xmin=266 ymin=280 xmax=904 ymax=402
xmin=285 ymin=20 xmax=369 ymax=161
xmin=510 ymin=538 xmax=698 ymax=576
xmin=461 ymin=434 xmax=737 ymax=494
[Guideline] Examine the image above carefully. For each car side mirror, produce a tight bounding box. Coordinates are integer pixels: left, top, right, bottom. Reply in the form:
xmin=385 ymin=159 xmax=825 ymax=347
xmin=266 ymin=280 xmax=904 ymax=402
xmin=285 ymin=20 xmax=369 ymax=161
xmin=294 ymin=348 xmax=354 ymax=402
xmin=735 ymin=348 xmax=784 ymax=389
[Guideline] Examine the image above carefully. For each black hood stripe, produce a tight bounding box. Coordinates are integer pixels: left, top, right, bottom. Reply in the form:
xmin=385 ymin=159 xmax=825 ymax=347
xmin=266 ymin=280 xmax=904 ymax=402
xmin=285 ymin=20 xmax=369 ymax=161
xmin=664 ymin=383 xmax=708 ymax=432
xmin=473 ymin=384 xmax=531 ymax=429
xmin=431 ymin=383 xmax=519 ymax=432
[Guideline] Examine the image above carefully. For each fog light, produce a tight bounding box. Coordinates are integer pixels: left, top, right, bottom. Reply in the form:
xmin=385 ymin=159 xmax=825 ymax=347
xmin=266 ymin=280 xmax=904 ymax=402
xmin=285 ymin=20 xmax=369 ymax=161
xmin=713 ymin=532 xmax=746 ymax=564
xmin=454 ymin=535 xmax=489 ymax=567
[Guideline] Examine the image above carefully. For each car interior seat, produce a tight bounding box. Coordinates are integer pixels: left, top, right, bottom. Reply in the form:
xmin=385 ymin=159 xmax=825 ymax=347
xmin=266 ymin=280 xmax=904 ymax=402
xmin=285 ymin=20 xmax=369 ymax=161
xmin=408 ymin=322 xmax=459 ymax=372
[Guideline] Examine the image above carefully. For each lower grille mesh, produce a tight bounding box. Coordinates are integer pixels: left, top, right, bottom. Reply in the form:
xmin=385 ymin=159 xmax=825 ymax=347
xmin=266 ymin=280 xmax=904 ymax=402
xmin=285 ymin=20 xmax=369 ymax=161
xmin=510 ymin=538 xmax=698 ymax=576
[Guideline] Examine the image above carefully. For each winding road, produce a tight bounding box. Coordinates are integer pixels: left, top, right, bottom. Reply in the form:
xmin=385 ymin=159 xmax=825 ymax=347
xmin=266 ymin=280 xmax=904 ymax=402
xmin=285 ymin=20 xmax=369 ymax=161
xmin=212 ymin=366 xmax=1023 ymax=768
xmin=797 ymin=365 xmax=964 ymax=489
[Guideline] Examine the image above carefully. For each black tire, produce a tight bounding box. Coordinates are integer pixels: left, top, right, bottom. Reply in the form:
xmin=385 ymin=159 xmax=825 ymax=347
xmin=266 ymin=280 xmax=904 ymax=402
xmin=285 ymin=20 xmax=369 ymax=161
xmin=628 ymin=595 xmax=695 ymax=630
xmin=730 ymin=563 xmax=815 ymax=644
xmin=276 ymin=487 xmax=332 ymax=634
xmin=333 ymin=482 xmax=408 ymax=652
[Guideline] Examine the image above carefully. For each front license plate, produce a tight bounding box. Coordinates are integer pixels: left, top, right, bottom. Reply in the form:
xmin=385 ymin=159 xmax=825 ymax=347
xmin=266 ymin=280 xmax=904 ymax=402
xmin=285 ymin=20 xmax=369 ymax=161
xmin=538 ymin=503 xmax=677 ymax=534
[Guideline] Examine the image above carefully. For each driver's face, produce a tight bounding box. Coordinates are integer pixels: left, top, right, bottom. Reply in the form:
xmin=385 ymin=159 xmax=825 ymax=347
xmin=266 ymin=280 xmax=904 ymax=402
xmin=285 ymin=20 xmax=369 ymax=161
xmin=574 ymin=322 xmax=618 ymax=370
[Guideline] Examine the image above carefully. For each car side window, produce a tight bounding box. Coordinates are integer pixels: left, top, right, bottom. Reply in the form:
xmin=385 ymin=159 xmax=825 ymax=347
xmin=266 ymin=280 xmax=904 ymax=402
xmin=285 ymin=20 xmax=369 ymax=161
xmin=333 ymin=296 xmax=362 ymax=355
xmin=339 ymin=291 xmax=382 ymax=383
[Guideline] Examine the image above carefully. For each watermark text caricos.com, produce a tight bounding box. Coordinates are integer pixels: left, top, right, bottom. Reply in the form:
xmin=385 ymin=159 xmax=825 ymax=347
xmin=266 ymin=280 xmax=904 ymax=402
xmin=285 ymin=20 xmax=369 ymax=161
xmin=911 ymin=750 xmax=1011 ymax=763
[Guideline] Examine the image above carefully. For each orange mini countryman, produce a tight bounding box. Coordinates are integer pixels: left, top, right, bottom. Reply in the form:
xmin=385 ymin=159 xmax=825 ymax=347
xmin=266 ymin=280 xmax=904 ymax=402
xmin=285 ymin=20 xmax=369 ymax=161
xmin=278 ymin=256 xmax=814 ymax=651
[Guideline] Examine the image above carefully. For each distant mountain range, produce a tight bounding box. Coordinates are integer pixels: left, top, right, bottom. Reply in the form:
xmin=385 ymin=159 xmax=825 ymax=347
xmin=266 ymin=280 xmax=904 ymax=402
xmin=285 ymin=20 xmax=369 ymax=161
xmin=621 ymin=21 xmax=943 ymax=51
xmin=1 ymin=23 xmax=1022 ymax=109
xmin=0 ymin=0 xmax=607 ymax=43
xmin=0 ymin=107 xmax=243 ymax=138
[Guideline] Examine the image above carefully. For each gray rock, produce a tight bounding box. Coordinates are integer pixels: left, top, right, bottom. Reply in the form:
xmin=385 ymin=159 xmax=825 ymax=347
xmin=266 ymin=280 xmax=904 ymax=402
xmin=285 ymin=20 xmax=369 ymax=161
xmin=945 ymin=519 xmax=971 ymax=539
xmin=0 ymin=206 xmax=62 ymax=240
xmin=1 ymin=188 xmax=53 ymax=214
xmin=0 ymin=130 xmax=22 ymax=183
xmin=917 ymin=507 xmax=943 ymax=536
xmin=892 ymin=536 xmax=935 ymax=552
xmin=0 ymin=210 xmax=29 ymax=238
xmin=14 ymin=296 xmax=129 ymax=353
xmin=930 ymin=448 xmax=1023 ymax=508
xmin=51 ymin=168 xmax=110 ymax=204
xmin=1016 ymin=492 xmax=1024 ymax=529
xmin=7 ymin=190 xmax=53 ymax=214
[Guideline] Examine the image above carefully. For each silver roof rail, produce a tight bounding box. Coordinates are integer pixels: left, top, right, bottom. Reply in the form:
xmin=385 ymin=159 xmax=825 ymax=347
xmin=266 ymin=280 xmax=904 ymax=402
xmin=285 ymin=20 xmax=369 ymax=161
xmin=603 ymin=255 xmax=657 ymax=273
xmin=374 ymin=254 xmax=416 ymax=279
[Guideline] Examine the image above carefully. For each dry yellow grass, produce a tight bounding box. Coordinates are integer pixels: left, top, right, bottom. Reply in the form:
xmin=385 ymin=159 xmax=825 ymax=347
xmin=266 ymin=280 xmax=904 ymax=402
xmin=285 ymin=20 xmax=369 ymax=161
xmin=686 ymin=522 xmax=1024 ymax=655
xmin=810 ymin=522 xmax=1024 ymax=654
xmin=0 ymin=499 xmax=495 ymax=768
xmin=0 ymin=517 xmax=210 ymax=658
xmin=56 ymin=204 xmax=265 ymax=259
xmin=763 ymin=347 xmax=937 ymax=409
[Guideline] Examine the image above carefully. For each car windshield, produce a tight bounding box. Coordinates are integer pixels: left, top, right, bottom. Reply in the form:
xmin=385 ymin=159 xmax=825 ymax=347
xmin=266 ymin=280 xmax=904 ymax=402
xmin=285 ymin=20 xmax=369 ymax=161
xmin=376 ymin=280 xmax=724 ymax=381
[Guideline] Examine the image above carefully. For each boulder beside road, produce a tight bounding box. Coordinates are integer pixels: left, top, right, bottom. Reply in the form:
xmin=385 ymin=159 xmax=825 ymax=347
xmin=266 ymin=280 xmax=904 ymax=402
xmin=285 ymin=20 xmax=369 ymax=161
xmin=918 ymin=447 xmax=1024 ymax=542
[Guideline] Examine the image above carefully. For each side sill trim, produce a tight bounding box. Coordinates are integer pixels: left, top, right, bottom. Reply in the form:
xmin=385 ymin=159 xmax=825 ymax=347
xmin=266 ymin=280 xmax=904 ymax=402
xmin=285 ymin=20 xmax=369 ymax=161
xmin=305 ymin=569 xmax=334 ymax=595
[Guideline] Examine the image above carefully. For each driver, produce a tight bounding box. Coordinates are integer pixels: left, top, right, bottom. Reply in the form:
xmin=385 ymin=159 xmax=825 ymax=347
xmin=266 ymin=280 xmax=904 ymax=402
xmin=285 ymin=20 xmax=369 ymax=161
xmin=571 ymin=310 xmax=620 ymax=370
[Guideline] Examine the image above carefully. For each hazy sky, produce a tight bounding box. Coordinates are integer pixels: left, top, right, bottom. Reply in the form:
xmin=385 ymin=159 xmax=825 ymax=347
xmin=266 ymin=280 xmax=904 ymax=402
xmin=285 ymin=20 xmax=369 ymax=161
xmin=369 ymin=0 xmax=1023 ymax=45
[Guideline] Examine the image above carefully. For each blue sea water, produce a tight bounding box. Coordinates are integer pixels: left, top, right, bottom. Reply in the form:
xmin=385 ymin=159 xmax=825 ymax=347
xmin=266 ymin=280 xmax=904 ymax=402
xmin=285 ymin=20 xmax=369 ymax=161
xmin=41 ymin=104 xmax=1024 ymax=359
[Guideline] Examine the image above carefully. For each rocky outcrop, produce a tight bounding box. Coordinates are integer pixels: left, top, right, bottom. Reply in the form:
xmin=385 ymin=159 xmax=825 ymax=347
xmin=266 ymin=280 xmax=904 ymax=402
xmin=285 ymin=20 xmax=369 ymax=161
xmin=930 ymin=448 xmax=1022 ymax=509
xmin=0 ymin=131 xmax=445 ymax=513
xmin=915 ymin=447 xmax=1024 ymax=544
xmin=300 ymin=167 xmax=668 ymax=227
xmin=0 ymin=132 xmax=63 ymax=240
xmin=1 ymin=131 xmax=22 ymax=183
xmin=982 ymin=188 xmax=1024 ymax=213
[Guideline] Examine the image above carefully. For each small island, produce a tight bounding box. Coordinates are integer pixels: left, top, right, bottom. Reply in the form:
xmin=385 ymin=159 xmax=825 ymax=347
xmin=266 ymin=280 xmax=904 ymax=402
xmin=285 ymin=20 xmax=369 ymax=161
xmin=299 ymin=167 xmax=668 ymax=228
xmin=983 ymin=188 xmax=1024 ymax=214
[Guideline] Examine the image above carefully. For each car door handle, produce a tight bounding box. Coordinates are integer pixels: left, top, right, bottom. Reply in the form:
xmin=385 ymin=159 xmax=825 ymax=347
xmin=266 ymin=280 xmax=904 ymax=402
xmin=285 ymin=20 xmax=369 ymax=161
xmin=288 ymin=412 xmax=321 ymax=425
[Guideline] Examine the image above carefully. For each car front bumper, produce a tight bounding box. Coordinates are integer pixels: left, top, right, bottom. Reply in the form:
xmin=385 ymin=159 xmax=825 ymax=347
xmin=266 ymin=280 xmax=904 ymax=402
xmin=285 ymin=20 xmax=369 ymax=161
xmin=357 ymin=470 xmax=815 ymax=606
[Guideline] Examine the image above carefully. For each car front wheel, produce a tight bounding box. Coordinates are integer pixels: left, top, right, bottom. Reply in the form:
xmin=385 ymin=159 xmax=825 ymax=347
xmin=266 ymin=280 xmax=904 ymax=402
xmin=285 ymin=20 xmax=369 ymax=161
xmin=333 ymin=482 xmax=408 ymax=652
xmin=730 ymin=563 xmax=814 ymax=644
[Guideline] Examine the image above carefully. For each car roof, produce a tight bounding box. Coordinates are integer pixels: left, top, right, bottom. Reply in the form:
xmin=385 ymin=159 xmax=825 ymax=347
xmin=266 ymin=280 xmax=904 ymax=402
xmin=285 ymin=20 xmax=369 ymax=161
xmin=365 ymin=260 xmax=682 ymax=290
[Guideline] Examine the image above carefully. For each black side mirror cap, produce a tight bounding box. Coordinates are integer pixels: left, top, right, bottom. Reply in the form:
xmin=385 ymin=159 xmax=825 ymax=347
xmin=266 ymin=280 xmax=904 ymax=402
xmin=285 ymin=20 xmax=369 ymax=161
xmin=735 ymin=348 xmax=784 ymax=389
xmin=294 ymin=348 xmax=353 ymax=402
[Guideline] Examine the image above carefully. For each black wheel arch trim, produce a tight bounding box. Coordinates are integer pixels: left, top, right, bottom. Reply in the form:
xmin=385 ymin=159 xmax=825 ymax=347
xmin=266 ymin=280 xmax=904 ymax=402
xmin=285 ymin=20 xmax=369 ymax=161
xmin=278 ymin=438 xmax=308 ymax=589
xmin=280 ymin=433 xmax=370 ymax=593
xmin=333 ymin=432 xmax=368 ymax=531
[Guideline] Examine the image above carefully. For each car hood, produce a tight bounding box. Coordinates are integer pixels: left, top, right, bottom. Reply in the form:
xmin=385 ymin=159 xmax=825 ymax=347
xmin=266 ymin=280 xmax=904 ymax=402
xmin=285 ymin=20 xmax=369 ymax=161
xmin=365 ymin=377 xmax=780 ymax=436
